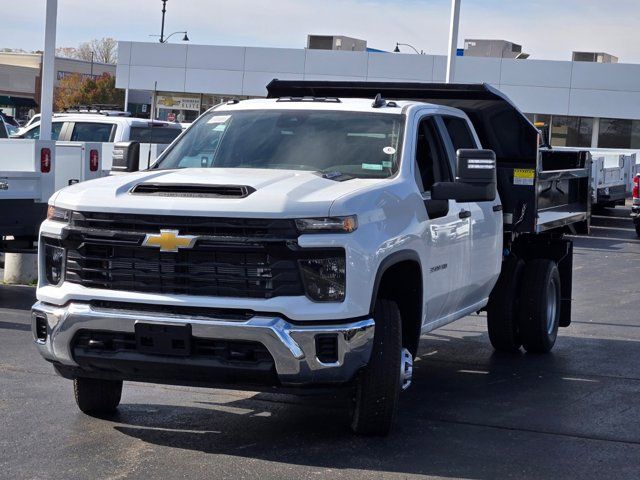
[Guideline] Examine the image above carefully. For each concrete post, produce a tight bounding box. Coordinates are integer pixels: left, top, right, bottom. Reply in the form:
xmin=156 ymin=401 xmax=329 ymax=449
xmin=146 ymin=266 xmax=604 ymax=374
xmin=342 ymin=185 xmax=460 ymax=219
xmin=39 ymin=0 xmax=58 ymax=141
xmin=3 ymin=253 xmax=38 ymax=285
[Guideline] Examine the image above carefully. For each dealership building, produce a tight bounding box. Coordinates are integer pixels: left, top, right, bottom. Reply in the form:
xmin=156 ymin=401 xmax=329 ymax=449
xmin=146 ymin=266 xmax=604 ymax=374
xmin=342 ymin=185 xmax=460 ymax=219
xmin=115 ymin=37 xmax=640 ymax=150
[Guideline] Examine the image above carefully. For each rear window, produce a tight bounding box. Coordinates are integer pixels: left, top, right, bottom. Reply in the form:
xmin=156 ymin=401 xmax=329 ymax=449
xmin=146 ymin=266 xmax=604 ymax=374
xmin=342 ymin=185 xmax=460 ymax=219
xmin=70 ymin=122 xmax=114 ymax=142
xmin=442 ymin=116 xmax=477 ymax=150
xmin=129 ymin=126 xmax=182 ymax=144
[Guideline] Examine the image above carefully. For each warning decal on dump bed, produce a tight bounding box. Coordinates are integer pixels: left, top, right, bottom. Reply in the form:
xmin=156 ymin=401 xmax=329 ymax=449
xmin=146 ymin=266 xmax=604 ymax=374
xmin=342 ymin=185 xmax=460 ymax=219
xmin=513 ymin=169 xmax=534 ymax=186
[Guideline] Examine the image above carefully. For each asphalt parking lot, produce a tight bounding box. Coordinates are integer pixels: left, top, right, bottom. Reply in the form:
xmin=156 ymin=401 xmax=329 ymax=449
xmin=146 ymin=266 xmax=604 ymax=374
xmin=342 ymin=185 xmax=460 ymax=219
xmin=1 ymin=207 xmax=639 ymax=480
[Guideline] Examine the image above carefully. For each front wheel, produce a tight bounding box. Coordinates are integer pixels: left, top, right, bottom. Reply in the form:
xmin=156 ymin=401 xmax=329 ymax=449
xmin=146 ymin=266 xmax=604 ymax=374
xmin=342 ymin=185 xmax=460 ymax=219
xmin=73 ymin=377 xmax=123 ymax=414
xmin=518 ymin=259 xmax=561 ymax=353
xmin=350 ymin=299 xmax=402 ymax=436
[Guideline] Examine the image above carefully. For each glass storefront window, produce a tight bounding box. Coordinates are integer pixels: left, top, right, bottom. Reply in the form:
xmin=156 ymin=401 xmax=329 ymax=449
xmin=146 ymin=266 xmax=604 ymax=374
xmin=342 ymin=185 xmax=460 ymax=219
xmin=598 ymin=118 xmax=640 ymax=149
xmin=550 ymin=116 xmax=593 ymax=148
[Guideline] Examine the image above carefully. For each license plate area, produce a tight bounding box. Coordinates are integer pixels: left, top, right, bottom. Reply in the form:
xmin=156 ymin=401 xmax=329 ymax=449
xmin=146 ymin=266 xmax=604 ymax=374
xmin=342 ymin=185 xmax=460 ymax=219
xmin=135 ymin=322 xmax=192 ymax=356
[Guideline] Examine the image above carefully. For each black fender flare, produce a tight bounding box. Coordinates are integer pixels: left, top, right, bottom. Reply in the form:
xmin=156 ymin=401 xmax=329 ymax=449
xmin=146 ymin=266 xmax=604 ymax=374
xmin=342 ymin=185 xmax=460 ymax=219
xmin=369 ymin=249 xmax=422 ymax=314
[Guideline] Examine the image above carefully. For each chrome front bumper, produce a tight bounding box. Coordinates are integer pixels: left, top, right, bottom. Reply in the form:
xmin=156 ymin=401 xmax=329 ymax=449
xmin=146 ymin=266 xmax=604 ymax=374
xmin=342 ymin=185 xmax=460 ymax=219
xmin=31 ymin=301 xmax=375 ymax=386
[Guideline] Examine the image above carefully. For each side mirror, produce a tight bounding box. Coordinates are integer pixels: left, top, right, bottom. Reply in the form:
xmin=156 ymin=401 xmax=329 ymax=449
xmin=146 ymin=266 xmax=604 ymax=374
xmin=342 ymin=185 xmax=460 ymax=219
xmin=432 ymin=149 xmax=497 ymax=202
xmin=111 ymin=141 xmax=140 ymax=172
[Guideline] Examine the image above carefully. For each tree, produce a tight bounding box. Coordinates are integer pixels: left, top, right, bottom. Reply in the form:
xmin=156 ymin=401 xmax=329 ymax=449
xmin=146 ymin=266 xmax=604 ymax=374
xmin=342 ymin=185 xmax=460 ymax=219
xmin=77 ymin=38 xmax=118 ymax=64
xmin=55 ymin=47 xmax=78 ymax=59
xmin=54 ymin=73 xmax=124 ymax=111
xmin=55 ymin=38 xmax=118 ymax=64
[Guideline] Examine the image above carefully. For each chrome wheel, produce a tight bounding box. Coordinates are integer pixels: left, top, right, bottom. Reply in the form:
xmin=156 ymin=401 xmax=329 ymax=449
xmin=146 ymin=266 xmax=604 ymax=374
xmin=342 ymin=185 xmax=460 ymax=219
xmin=400 ymin=348 xmax=413 ymax=390
xmin=546 ymin=277 xmax=559 ymax=335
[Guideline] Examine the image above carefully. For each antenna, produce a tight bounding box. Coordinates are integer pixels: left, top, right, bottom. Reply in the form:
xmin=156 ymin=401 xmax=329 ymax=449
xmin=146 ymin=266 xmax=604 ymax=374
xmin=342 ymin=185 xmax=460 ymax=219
xmin=372 ymin=93 xmax=386 ymax=108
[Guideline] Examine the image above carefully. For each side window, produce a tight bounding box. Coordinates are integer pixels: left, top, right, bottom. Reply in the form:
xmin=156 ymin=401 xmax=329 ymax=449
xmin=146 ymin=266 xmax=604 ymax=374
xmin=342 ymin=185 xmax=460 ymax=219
xmin=442 ymin=116 xmax=478 ymax=151
xmin=70 ymin=122 xmax=114 ymax=142
xmin=23 ymin=125 xmax=40 ymax=139
xmin=415 ymin=117 xmax=452 ymax=192
xmin=22 ymin=122 xmax=63 ymax=140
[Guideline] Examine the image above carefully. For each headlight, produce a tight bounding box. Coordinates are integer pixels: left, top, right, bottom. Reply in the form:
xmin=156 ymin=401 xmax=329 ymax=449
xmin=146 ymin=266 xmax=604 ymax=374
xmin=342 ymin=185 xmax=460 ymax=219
xmin=47 ymin=206 xmax=71 ymax=223
xmin=299 ymin=256 xmax=346 ymax=302
xmin=44 ymin=244 xmax=65 ymax=285
xmin=295 ymin=216 xmax=357 ymax=234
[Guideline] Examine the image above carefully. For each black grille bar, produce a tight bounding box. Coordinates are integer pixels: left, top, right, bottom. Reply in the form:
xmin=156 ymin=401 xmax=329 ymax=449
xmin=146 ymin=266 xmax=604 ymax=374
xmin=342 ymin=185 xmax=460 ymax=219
xmin=70 ymin=211 xmax=300 ymax=238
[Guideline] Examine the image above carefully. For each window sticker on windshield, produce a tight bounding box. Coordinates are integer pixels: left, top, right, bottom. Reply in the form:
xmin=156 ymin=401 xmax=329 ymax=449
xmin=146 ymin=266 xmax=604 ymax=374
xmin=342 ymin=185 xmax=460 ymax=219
xmin=207 ymin=115 xmax=230 ymax=124
xmin=382 ymin=161 xmax=393 ymax=168
xmin=383 ymin=146 xmax=396 ymax=155
xmin=362 ymin=163 xmax=383 ymax=171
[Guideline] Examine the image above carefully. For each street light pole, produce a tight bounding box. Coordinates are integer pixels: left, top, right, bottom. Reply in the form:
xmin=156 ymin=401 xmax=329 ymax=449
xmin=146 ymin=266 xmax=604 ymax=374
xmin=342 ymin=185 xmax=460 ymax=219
xmin=446 ymin=0 xmax=461 ymax=83
xmin=393 ymin=43 xmax=423 ymax=55
xmin=159 ymin=0 xmax=168 ymax=43
xmin=40 ymin=0 xmax=57 ymax=141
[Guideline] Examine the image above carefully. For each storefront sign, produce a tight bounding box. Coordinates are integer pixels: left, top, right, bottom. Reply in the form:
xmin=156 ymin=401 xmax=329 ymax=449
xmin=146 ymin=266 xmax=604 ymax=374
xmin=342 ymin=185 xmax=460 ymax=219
xmin=156 ymin=94 xmax=201 ymax=111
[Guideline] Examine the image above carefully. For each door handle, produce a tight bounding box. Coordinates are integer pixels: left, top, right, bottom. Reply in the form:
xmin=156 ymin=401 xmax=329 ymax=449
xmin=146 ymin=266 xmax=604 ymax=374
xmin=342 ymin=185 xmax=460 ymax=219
xmin=459 ymin=209 xmax=471 ymax=219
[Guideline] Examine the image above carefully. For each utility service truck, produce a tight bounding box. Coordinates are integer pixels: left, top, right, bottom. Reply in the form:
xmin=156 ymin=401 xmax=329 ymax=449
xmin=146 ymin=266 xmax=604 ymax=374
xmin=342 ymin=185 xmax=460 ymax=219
xmin=0 ymin=139 xmax=103 ymax=252
xmin=31 ymin=82 xmax=590 ymax=435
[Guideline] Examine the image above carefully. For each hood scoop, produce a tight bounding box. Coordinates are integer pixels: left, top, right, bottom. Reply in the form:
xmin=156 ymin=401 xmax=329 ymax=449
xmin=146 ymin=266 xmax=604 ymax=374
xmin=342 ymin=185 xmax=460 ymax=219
xmin=130 ymin=183 xmax=256 ymax=198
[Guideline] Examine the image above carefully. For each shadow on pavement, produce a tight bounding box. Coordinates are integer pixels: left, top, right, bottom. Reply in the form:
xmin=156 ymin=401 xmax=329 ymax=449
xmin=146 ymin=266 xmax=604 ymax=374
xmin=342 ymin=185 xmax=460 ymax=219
xmin=104 ymin=331 xmax=640 ymax=479
xmin=0 ymin=285 xmax=36 ymax=310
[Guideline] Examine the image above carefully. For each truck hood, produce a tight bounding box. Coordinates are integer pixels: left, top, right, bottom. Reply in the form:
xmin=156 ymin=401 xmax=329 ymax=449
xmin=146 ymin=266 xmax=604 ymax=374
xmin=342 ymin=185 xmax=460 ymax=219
xmin=53 ymin=168 xmax=379 ymax=218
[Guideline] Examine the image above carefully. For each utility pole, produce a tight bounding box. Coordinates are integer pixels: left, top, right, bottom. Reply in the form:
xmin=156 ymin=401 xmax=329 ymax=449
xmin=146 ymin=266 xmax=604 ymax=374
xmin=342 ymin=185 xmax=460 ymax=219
xmin=159 ymin=0 xmax=168 ymax=43
xmin=446 ymin=0 xmax=461 ymax=84
xmin=40 ymin=0 xmax=57 ymax=141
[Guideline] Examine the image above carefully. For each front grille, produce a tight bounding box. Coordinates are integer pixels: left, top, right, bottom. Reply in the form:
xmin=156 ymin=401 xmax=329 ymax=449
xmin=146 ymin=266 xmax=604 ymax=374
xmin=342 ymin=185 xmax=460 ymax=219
xmin=65 ymin=241 xmax=304 ymax=298
xmin=70 ymin=211 xmax=299 ymax=238
xmin=59 ymin=212 xmax=343 ymax=299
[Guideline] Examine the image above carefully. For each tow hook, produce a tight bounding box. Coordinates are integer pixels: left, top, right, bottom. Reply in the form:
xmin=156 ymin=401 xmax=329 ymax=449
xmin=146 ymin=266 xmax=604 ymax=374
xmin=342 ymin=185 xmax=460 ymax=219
xmin=400 ymin=348 xmax=413 ymax=390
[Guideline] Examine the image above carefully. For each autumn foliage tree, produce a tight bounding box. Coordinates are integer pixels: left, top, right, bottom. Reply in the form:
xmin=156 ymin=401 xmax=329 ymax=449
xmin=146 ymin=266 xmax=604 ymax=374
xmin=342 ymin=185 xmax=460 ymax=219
xmin=54 ymin=73 xmax=124 ymax=111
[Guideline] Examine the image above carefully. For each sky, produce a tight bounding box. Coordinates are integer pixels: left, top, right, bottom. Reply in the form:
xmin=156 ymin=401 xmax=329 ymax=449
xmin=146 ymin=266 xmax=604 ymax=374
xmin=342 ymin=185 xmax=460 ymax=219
xmin=3 ymin=0 xmax=640 ymax=63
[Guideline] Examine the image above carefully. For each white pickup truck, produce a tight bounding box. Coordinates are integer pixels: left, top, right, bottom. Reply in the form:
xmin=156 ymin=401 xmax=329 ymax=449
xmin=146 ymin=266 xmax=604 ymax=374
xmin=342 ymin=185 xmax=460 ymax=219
xmin=31 ymin=82 xmax=590 ymax=435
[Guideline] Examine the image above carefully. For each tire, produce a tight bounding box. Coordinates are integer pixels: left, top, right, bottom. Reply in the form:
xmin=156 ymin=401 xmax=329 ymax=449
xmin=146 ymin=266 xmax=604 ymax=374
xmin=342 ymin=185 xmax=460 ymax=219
xmin=635 ymin=222 xmax=640 ymax=238
xmin=73 ymin=377 xmax=123 ymax=414
xmin=350 ymin=299 xmax=402 ymax=436
xmin=518 ymin=259 xmax=561 ymax=354
xmin=487 ymin=256 xmax=524 ymax=352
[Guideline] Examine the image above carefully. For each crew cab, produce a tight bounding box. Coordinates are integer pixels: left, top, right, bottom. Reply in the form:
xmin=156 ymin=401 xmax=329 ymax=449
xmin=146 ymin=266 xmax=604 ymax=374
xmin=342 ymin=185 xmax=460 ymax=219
xmin=31 ymin=82 xmax=590 ymax=435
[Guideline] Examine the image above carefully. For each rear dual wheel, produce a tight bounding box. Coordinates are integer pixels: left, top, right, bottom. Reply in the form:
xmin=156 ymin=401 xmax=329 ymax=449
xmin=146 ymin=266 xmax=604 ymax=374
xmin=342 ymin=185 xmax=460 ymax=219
xmin=487 ymin=258 xmax=561 ymax=354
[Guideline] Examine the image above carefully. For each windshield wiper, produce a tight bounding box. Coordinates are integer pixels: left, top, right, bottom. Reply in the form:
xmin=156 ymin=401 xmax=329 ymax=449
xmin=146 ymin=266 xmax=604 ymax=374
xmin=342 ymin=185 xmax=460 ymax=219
xmin=318 ymin=170 xmax=355 ymax=182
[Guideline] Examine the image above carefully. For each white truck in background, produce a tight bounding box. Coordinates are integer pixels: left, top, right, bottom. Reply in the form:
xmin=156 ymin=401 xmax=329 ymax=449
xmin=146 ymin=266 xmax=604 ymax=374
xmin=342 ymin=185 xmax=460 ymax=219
xmin=589 ymin=151 xmax=635 ymax=209
xmin=0 ymin=139 xmax=104 ymax=252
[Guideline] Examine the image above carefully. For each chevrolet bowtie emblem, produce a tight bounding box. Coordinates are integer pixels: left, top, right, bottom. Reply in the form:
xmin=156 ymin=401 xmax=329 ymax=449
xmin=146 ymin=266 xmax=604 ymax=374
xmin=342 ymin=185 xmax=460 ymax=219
xmin=142 ymin=229 xmax=198 ymax=252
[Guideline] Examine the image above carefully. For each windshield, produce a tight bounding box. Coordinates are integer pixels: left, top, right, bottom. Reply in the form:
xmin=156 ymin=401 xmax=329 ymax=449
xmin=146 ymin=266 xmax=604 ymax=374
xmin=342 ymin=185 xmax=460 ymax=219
xmin=153 ymin=109 xmax=404 ymax=178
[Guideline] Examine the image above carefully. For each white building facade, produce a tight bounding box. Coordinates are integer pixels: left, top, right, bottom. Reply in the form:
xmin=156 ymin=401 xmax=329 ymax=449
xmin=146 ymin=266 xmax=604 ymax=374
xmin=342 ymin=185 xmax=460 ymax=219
xmin=116 ymin=41 xmax=640 ymax=149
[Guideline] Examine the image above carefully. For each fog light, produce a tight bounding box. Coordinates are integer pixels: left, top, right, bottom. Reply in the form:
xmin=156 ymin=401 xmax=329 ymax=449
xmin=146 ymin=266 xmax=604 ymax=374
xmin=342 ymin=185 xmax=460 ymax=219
xmin=44 ymin=244 xmax=65 ymax=285
xmin=299 ymin=256 xmax=345 ymax=302
xmin=34 ymin=314 xmax=47 ymax=342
